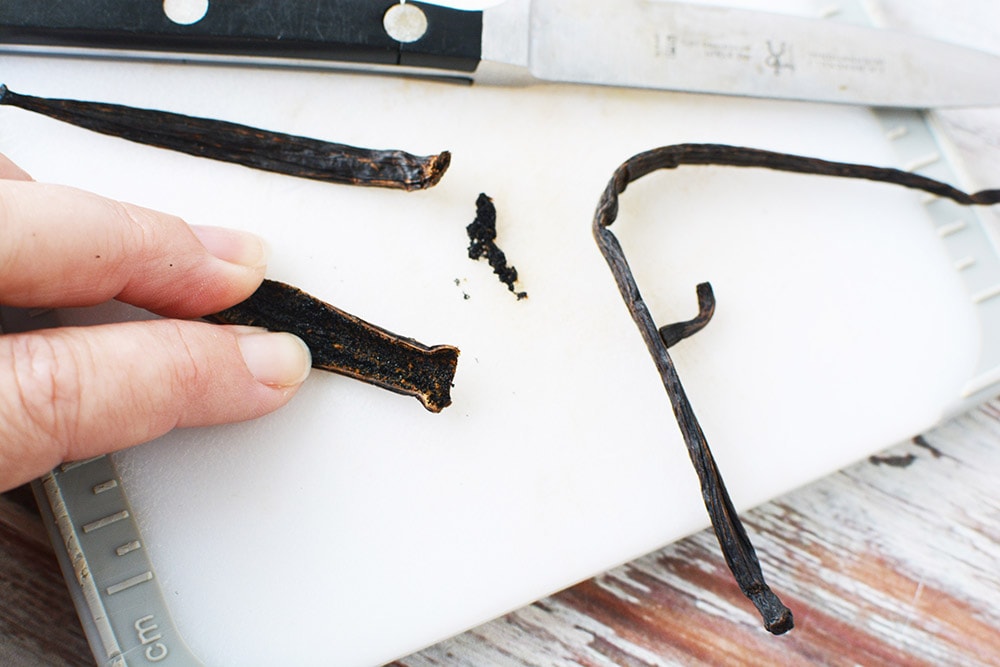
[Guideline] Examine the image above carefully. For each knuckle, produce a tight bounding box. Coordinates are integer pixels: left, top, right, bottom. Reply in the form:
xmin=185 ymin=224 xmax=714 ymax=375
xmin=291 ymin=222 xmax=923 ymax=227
xmin=109 ymin=199 xmax=181 ymax=259
xmin=1 ymin=334 xmax=86 ymax=453
xmin=164 ymin=321 xmax=202 ymax=395
xmin=108 ymin=198 xmax=155 ymax=255
xmin=133 ymin=321 xmax=205 ymax=429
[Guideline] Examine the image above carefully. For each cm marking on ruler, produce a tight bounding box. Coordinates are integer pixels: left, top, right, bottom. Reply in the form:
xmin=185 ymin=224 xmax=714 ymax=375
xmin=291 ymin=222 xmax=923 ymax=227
xmin=35 ymin=455 xmax=200 ymax=664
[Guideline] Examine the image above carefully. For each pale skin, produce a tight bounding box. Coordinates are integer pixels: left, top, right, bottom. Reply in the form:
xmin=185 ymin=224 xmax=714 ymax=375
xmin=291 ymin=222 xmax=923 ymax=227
xmin=0 ymin=153 xmax=312 ymax=491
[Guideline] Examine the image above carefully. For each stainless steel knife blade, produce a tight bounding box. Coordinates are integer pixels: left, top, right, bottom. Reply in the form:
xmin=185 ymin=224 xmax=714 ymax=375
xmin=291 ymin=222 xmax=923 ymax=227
xmin=499 ymin=1 xmax=1000 ymax=107
xmin=1 ymin=0 xmax=998 ymax=108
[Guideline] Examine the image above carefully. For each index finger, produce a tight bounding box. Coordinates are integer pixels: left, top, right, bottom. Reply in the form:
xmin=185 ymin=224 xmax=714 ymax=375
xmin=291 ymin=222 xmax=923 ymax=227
xmin=0 ymin=179 xmax=267 ymax=318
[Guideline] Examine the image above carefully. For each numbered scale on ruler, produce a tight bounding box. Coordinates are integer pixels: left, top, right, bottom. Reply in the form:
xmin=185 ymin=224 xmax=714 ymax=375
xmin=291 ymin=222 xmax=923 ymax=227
xmin=34 ymin=456 xmax=201 ymax=666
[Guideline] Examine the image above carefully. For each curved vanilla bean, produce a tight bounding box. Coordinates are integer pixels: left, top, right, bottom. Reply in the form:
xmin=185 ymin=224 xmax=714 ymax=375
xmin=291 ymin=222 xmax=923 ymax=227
xmin=660 ymin=282 xmax=715 ymax=348
xmin=593 ymin=143 xmax=1000 ymax=635
xmin=0 ymin=85 xmax=450 ymax=190
xmin=207 ymin=280 xmax=459 ymax=413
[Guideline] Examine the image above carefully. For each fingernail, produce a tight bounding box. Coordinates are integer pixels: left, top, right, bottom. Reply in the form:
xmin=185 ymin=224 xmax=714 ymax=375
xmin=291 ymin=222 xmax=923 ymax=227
xmin=191 ymin=225 xmax=269 ymax=269
xmin=236 ymin=331 xmax=312 ymax=387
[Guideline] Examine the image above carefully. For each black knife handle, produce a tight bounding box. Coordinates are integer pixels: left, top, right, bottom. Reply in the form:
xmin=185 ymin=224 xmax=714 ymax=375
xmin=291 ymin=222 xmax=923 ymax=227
xmin=0 ymin=0 xmax=482 ymax=72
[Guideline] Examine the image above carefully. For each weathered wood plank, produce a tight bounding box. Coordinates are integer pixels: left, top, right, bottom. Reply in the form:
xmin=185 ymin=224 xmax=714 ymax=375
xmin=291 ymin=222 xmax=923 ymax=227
xmin=0 ymin=493 xmax=92 ymax=666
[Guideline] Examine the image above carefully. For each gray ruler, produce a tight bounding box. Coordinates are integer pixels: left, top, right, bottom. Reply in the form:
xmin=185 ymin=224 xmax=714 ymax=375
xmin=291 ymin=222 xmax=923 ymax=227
xmin=33 ymin=456 xmax=202 ymax=667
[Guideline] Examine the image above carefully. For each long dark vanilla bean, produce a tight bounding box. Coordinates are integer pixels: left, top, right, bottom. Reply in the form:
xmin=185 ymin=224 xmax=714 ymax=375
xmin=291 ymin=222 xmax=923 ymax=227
xmin=0 ymin=85 xmax=450 ymax=190
xmin=207 ymin=279 xmax=459 ymax=413
xmin=593 ymin=143 xmax=1000 ymax=634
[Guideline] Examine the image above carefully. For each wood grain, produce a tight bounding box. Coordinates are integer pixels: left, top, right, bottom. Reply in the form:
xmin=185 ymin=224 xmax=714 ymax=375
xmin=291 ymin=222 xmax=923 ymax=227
xmin=0 ymin=489 xmax=91 ymax=667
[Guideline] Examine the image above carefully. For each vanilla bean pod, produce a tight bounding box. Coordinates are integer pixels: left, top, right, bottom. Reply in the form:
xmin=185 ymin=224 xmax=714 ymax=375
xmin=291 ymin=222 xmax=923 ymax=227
xmin=207 ymin=280 xmax=459 ymax=412
xmin=0 ymin=85 xmax=450 ymax=190
xmin=593 ymin=143 xmax=1000 ymax=634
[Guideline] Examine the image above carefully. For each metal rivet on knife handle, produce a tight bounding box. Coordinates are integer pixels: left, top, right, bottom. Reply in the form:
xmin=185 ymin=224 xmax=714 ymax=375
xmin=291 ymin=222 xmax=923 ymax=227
xmin=161 ymin=0 xmax=209 ymax=26
xmin=207 ymin=279 xmax=459 ymax=413
xmin=592 ymin=143 xmax=1000 ymax=635
xmin=384 ymin=2 xmax=429 ymax=44
xmin=0 ymin=84 xmax=450 ymax=191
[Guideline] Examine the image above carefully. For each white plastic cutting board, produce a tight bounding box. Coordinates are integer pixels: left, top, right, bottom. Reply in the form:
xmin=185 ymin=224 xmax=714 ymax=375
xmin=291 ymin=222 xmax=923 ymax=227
xmin=1 ymin=0 xmax=996 ymax=664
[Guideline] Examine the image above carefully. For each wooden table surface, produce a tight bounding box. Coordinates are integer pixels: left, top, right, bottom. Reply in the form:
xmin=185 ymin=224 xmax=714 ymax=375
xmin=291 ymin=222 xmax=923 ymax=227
xmin=4 ymin=398 xmax=1000 ymax=665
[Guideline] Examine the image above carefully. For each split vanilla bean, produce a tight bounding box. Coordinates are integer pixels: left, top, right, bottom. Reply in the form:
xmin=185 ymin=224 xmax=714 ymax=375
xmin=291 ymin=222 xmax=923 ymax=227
xmin=0 ymin=85 xmax=450 ymax=190
xmin=593 ymin=143 xmax=1000 ymax=634
xmin=207 ymin=279 xmax=459 ymax=413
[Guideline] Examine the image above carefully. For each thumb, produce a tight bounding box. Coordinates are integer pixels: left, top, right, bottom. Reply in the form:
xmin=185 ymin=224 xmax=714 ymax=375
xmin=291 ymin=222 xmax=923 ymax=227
xmin=0 ymin=319 xmax=311 ymax=491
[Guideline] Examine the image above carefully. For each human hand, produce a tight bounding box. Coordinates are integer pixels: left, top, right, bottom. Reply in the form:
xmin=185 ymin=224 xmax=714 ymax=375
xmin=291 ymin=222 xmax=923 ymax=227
xmin=0 ymin=153 xmax=311 ymax=491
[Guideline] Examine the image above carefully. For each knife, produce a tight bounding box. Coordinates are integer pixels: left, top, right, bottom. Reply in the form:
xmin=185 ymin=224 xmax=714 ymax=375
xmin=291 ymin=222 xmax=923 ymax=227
xmin=1 ymin=0 xmax=999 ymax=108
